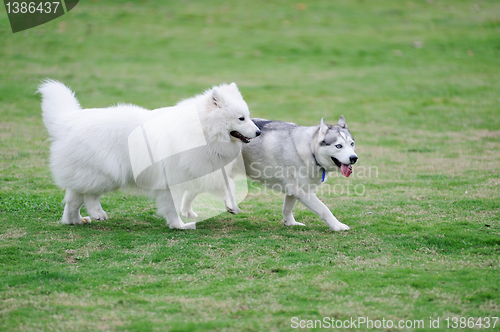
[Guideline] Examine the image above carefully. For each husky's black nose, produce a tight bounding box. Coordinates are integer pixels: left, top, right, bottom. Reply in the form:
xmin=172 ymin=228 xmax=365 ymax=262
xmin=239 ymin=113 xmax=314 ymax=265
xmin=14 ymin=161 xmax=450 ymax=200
xmin=255 ymin=130 xmax=261 ymax=137
xmin=350 ymin=155 xmax=358 ymax=164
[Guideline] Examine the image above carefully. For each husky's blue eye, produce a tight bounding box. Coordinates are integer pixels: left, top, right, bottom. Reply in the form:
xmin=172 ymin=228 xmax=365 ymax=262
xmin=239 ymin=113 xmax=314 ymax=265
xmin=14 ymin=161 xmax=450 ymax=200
xmin=239 ymin=117 xmax=245 ymax=121
xmin=351 ymin=142 xmax=354 ymax=147
xmin=335 ymin=144 xmax=343 ymax=149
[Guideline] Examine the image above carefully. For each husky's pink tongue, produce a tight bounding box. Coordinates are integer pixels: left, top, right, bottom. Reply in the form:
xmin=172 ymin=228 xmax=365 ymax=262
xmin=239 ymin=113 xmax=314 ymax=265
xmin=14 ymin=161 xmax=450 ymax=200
xmin=341 ymin=164 xmax=352 ymax=177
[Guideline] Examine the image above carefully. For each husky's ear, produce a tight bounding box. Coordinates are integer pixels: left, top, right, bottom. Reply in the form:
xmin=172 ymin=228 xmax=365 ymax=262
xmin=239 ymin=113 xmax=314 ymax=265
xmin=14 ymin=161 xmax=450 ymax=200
xmin=211 ymin=88 xmax=224 ymax=108
xmin=318 ymin=118 xmax=329 ymax=141
xmin=320 ymin=118 xmax=329 ymax=134
xmin=338 ymin=115 xmax=347 ymax=128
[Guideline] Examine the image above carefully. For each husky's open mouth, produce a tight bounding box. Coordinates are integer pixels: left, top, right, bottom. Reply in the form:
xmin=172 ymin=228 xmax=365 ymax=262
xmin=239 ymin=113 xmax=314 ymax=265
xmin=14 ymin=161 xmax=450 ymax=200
xmin=331 ymin=157 xmax=353 ymax=178
xmin=230 ymin=131 xmax=251 ymax=143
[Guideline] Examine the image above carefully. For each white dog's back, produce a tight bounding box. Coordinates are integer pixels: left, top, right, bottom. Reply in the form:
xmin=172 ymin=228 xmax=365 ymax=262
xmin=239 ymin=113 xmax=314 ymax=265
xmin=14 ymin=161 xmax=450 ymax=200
xmin=39 ymin=80 xmax=150 ymax=193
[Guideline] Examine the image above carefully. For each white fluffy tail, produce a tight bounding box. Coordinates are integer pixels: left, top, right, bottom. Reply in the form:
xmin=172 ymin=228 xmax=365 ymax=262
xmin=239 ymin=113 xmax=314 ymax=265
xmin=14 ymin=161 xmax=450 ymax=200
xmin=38 ymin=80 xmax=81 ymax=140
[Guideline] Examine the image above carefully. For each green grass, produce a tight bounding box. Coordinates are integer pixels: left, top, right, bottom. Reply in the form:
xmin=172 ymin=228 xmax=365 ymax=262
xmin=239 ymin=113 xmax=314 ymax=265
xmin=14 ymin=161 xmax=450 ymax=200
xmin=1 ymin=0 xmax=500 ymax=331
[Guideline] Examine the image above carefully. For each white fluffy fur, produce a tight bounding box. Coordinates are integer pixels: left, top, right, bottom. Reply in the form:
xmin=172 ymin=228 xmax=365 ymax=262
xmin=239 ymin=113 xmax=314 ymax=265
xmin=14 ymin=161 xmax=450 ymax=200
xmin=39 ymin=80 xmax=259 ymax=229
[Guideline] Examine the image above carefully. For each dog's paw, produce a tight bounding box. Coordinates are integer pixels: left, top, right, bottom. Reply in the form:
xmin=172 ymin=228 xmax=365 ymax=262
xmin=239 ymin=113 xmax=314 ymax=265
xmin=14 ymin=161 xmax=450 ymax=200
xmin=226 ymin=205 xmax=240 ymax=215
xmin=179 ymin=222 xmax=196 ymax=230
xmin=181 ymin=210 xmax=198 ymax=218
xmin=283 ymin=219 xmax=305 ymax=226
xmin=330 ymin=222 xmax=350 ymax=231
xmin=169 ymin=222 xmax=196 ymax=230
xmin=91 ymin=210 xmax=108 ymax=221
xmin=181 ymin=222 xmax=196 ymax=230
xmin=62 ymin=216 xmax=92 ymax=225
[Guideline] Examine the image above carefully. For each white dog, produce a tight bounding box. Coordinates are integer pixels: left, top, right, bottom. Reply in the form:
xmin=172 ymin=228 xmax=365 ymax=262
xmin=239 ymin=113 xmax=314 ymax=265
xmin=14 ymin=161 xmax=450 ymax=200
xmin=39 ymin=80 xmax=260 ymax=229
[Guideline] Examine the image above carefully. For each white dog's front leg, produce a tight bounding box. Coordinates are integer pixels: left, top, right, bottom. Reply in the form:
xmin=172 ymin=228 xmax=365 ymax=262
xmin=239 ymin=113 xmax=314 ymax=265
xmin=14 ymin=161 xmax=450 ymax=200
xmin=181 ymin=190 xmax=199 ymax=218
xmin=156 ymin=190 xmax=196 ymax=230
xmin=282 ymin=194 xmax=305 ymax=226
xmin=224 ymin=177 xmax=240 ymax=215
xmin=295 ymin=192 xmax=349 ymax=231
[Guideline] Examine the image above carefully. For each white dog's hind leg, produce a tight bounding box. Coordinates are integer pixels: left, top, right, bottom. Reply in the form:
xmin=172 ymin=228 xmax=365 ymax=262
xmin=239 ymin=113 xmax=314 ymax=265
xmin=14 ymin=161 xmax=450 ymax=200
xmin=295 ymin=192 xmax=349 ymax=231
xmin=223 ymin=177 xmax=240 ymax=215
xmin=282 ymin=194 xmax=305 ymax=226
xmin=181 ymin=190 xmax=199 ymax=218
xmin=156 ymin=190 xmax=196 ymax=230
xmin=84 ymin=194 xmax=108 ymax=220
xmin=62 ymin=190 xmax=91 ymax=225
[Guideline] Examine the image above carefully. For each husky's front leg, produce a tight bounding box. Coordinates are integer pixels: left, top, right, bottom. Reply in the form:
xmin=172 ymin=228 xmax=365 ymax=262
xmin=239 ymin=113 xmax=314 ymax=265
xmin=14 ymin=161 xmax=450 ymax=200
xmin=282 ymin=194 xmax=305 ymax=226
xmin=295 ymin=192 xmax=349 ymax=231
xmin=156 ymin=190 xmax=196 ymax=229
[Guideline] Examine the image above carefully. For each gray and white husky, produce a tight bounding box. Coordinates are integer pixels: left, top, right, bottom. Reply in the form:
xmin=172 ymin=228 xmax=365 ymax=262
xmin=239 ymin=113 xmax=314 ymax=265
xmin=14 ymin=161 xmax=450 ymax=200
xmin=242 ymin=116 xmax=357 ymax=231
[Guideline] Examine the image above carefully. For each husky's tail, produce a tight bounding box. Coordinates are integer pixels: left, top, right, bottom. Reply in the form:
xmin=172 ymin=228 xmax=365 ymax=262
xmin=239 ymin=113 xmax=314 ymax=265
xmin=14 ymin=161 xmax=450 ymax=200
xmin=38 ymin=80 xmax=81 ymax=140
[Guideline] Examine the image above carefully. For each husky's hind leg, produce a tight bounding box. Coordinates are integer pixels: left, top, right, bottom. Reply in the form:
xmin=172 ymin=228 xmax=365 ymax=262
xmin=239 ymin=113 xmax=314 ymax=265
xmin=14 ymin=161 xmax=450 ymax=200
xmin=282 ymin=194 xmax=305 ymax=226
xmin=181 ymin=190 xmax=200 ymax=218
xmin=157 ymin=190 xmax=196 ymax=229
xmin=84 ymin=194 xmax=108 ymax=220
xmin=62 ymin=190 xmax=91 ymax=225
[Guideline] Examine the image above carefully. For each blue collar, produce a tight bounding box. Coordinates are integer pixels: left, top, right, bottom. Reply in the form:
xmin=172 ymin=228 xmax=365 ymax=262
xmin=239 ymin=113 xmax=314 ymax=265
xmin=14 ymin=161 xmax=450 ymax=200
xmin=312 ymin=153 xmax=326 ymax=183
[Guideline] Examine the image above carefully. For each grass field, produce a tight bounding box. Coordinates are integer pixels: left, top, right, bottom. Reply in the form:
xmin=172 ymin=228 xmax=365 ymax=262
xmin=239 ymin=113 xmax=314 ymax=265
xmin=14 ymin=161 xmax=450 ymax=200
xmin=1 ymin=0 xmax=500 ymax=331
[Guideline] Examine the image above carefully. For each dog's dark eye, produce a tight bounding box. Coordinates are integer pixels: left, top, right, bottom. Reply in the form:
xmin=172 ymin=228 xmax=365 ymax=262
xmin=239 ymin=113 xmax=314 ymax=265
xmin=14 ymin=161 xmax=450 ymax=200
xmin=335 ymin=144 xmax=343 ymax=149
xmin=351 ymin=142 xmax=354 ymax=147
xmin=239 ymin=117 xmax=245 ymax=121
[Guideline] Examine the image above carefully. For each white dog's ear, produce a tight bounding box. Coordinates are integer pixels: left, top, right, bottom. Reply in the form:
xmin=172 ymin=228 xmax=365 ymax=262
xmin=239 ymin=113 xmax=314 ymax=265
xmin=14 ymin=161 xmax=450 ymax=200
xmin=229 ymin=82 xmax=242 ymax=97
xmin=212 ymin=88 xmax=223 ymax=108
xmin=338 ymin=115 xmax=347 ymax=128
xmin=318 ymin=118 xmax=329 ymax=141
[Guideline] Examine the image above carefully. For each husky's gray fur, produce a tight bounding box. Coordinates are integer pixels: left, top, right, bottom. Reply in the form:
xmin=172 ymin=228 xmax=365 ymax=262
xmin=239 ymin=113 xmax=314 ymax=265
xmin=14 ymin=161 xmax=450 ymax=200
xmin=241 ymin=116 xmax=358 ymax=231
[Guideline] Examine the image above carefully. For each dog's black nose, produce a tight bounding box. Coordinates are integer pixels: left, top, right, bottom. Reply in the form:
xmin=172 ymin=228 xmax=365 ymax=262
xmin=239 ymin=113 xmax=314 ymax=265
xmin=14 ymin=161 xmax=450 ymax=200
xmin=350 ymin=155 xmax=358 ymax=164
xmin=255 ymin=130 xmax=261 ymax=137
